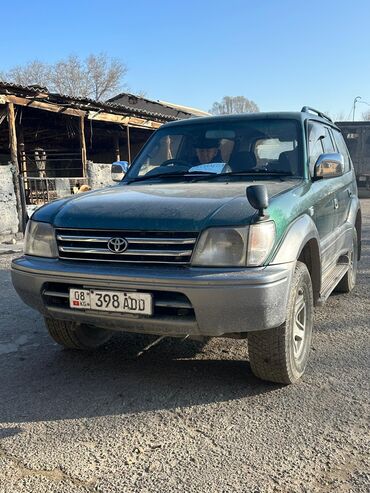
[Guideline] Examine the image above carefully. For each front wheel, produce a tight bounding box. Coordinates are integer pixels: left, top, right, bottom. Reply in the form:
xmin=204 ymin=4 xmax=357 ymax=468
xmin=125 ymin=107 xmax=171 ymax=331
xmin=248 ymin=261 xmax=314 ymax=384
xmin=45 ymin=318 xmax=113 ymax=350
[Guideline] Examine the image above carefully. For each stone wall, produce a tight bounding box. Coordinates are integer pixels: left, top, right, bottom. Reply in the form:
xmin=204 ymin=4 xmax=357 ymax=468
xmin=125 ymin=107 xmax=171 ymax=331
xmin=87 ymin=161 xmax=114 ymax=190
xmin=0 ymin=164 xmax=19 ymax=237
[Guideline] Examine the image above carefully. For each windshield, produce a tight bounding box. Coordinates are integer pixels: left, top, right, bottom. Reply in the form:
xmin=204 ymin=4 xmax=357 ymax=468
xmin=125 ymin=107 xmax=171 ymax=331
xmin=125 ymin=118 xmax=303 ymax=182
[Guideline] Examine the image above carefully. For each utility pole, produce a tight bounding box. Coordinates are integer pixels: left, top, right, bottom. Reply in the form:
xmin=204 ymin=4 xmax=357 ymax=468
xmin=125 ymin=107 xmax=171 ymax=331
xmin=353 ymin=96 xmax=362 ymax=121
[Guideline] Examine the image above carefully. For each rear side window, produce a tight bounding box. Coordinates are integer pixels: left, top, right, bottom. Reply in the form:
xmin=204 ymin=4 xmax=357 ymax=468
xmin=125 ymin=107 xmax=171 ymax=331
xmin=332 ymin=129 xmax=351 ymax=173
xmin=254 ymin=138 xmax=295 ymax=165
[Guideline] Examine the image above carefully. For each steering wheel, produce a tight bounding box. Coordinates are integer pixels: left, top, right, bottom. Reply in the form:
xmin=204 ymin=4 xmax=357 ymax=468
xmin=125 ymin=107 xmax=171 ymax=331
xmin=161 ymin=159 xmax=190 ymax=168
xmin=250 ymin=165 xmax=269 ymax=172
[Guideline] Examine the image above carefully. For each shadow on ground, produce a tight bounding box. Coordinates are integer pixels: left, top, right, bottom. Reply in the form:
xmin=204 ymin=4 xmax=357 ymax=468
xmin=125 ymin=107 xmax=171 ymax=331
xmin=0 ymin=328 xmax=281 ymax=426
xmin=0 ymin=266 xmax=281 ymax=426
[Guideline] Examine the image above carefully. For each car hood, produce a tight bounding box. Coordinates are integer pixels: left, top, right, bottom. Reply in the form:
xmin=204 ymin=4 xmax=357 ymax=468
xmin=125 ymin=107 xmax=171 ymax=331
xmin=33 ymin=181 xmax=298 ymax=231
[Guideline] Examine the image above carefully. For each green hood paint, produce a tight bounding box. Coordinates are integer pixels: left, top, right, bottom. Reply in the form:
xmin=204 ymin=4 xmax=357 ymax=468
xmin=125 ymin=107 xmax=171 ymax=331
xmin=32 ymin=180 xmax=301 ymax=232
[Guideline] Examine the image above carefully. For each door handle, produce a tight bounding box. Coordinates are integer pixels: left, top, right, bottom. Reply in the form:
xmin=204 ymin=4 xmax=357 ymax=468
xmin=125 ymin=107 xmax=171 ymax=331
xmin=347 ymin=189 xmax=353 ymax=197
xmin=333 ymin=198 xmax=339 ymax=209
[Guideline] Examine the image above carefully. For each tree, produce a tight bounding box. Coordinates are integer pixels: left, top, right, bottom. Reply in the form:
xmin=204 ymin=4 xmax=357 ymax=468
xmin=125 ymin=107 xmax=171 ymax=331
xmin=362 ymin=111 xmax=370 ymax=121
xmin=210 ymin=96 xmax=259 ymax=115
xmin=86 ymin=53 xmax=127 ymax=101
xmin=0 ymin=53 xmax=128 ymax=101
xmin=51 ymin=55 xmax=91 ymax=98
xmin=0 ymin=60 xmax=50 ymax=88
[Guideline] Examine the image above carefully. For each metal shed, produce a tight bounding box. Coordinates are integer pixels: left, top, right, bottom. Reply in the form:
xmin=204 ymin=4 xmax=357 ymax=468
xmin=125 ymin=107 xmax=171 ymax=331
xmin=336 ymin=121 xmax=370 ymax=189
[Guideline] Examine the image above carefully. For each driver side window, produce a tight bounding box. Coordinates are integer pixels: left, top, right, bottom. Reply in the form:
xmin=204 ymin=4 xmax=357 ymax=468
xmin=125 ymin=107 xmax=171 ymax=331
xmin=138 ymin=135 xmax=183 ymax=175
xmin=308 ymin=122 xmax=325 ymax=171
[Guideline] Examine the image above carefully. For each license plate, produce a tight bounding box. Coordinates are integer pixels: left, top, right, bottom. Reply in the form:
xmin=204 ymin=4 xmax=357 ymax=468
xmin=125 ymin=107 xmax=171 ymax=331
xmin=69 ymin=289 xmax=153 ymax=315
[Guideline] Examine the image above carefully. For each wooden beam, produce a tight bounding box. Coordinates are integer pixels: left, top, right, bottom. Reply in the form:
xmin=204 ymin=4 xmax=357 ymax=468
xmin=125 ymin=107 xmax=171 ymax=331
xmin=6 ymin=102 xmax=26 ymax=232
xmin=88 ymin=111 xmax=129 ymax=124
xmin=79 ymin=116 xmax=87 ymax=177
xmin=1 ymin=94 xmax=162 ymax=128
xmin=87 ymin=110 xmax=162 ymax=129
xmin=3 ymin=95 xmax=86 ymax=117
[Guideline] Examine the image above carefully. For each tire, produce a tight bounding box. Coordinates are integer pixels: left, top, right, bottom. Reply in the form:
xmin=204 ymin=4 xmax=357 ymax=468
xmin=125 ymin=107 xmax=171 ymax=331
xmin=248 ymin=261 xmax=314 ymax=384
xmin=335 ymin=229 xmax=358 ymax=293
xmin=45 ymin=318 xmax=112 ymax=350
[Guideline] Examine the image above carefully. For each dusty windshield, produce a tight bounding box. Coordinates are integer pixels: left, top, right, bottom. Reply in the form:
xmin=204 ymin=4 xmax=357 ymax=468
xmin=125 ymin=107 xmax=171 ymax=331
xmin=125 ymin=118 xmax=303 ymax=182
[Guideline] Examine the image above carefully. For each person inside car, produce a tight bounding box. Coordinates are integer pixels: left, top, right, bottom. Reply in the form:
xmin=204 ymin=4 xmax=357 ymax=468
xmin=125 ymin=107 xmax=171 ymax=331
xmin=193 ymin=138 xmax=223 ymax=165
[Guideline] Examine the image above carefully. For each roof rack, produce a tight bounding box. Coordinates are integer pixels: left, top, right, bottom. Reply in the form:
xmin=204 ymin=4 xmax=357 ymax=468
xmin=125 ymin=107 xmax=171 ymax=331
xmin=301 ymin=106 xmax=333 ymax=123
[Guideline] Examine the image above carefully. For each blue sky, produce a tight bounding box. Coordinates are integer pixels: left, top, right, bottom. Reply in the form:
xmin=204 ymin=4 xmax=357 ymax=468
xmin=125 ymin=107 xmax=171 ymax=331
xmin=1 ymin=0 xmax=369 ymax=118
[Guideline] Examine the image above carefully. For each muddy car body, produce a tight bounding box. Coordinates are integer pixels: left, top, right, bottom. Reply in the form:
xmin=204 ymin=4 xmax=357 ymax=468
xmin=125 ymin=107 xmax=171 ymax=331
xmin=12 ymin=108 xmax=361 ymax=383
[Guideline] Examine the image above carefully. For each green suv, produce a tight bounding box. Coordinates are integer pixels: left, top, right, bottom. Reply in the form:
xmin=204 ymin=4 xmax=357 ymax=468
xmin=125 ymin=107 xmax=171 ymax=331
xmin=11 ymin=107 xmax=362 ymax=384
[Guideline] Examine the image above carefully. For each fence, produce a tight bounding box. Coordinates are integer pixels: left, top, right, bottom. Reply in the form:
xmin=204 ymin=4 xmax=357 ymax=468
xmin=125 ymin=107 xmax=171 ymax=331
xmin=20 ymin=150 xmax=83 ymax=178
xmin=24 ymin=176 xmax=89 ymax=205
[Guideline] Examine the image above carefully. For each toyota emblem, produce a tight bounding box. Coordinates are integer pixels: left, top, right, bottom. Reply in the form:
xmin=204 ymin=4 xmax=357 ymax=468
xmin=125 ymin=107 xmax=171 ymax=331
xmin=107 ymin=237 xmax=128 ymax=253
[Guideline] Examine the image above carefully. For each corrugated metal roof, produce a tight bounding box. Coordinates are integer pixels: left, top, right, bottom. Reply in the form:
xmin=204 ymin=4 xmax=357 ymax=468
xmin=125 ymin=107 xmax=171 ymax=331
xmin=107 ymin=92 xmax=200 ymax=119
xmin=158 ymin=100 xmax=210 ymax=117
xmin=0 ymin=81 xmax=194 ymax=122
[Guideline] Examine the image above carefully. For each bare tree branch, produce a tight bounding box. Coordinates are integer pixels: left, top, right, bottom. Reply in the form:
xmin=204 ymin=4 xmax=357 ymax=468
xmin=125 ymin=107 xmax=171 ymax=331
xmin=1 ymin=60 xmax=50 ymax=88
xmin=86 ymin=53 xmax=127 ymax=100
xmin=51 ymin=55 xmax=91 ymax=97
xmin=1 ymin=53 xmax=128 ymax=101
xmin=209 ymin=96 xmax=259 ymax=115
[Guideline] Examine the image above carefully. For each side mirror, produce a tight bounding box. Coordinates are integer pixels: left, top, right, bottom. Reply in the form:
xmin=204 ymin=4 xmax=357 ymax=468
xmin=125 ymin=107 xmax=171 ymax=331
xmin=314 ymin=153 xmax=344 ymax=180
xmin=246 ymin=184 xmax=269 ymax=219
xmin=111 ymin=161 xmax=129 ymax=182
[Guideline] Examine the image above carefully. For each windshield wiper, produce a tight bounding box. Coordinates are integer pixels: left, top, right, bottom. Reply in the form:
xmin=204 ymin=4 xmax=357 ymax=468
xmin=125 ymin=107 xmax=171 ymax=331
xmin=125 ymin=170 xmax=217 ymax=184
xmin=190 ymin=170 xmax=294 ymax=181
xmin=126 ymin=169 xmax=295 ymax=184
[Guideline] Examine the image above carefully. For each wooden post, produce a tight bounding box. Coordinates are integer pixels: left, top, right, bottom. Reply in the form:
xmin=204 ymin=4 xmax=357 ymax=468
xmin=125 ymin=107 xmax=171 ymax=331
xmin=7 ymin=102 xmax=26 ymax=232
xmin=18 ymin=118 xmax=28 ymax=186
xmin=113 ymin=134 xmax=120 ymax=161
xmin=7 ymin=103 xmax=19 ymax=170
xmin=126 ymin=125 xmax=131 ymax=164
xmin=79 ymin=115 xmax=87 ymax=177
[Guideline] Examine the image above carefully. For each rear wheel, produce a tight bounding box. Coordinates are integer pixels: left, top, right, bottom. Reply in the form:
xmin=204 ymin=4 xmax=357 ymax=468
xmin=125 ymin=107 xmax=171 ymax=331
xmin=45 ymin=318 xmax=112 ymax=350
xmin=248 ymin=261 xmax=313 ymax=384
xmin=335 ymin=229 xmax=358 ymax=293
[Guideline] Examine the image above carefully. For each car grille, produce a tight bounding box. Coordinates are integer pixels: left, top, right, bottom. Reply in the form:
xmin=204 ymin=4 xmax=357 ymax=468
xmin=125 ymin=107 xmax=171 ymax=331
xmin=56 ymin=229 xmax=198 ymax=264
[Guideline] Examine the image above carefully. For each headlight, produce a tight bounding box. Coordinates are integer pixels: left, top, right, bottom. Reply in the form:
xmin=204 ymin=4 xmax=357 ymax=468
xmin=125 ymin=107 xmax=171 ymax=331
xmin=24 ymin=220 xmax=58 ymax=258
xmin=192 ymin=222 xmax=275 ymax=267
xmin=192 ymin=227 xmax=248 ymax=266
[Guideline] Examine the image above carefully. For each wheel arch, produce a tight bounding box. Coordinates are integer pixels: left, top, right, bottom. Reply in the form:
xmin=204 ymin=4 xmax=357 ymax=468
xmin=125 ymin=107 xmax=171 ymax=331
xmin=347 ymin=196 xmax=362 ymax=261
xmin=297 ymin=239 xmax=321 ymax=305
xmin=271 ymin=214 xmax=321 ymax=304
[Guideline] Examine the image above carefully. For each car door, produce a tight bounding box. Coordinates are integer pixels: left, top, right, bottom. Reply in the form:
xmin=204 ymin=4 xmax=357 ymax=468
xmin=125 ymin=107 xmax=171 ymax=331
xmin=330 ymin=127 xmax=356 ymax=254
xmin=307 ymin=121 xmax=339 ymax=272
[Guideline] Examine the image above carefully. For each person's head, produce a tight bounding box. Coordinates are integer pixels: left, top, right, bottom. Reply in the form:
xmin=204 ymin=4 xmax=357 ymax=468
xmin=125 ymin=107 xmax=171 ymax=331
xmin=195 ymin=138 xmax=220 ymax=164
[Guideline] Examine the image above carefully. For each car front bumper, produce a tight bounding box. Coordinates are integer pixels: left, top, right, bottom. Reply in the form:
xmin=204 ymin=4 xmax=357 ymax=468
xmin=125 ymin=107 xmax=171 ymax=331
xmin=11 ymin=256 xmax=294 ymax=337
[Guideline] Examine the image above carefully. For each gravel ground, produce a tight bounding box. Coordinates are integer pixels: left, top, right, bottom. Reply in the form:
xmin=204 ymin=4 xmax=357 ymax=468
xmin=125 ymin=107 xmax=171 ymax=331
xmin=0 ymin=201 xmax=369 ymax=493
